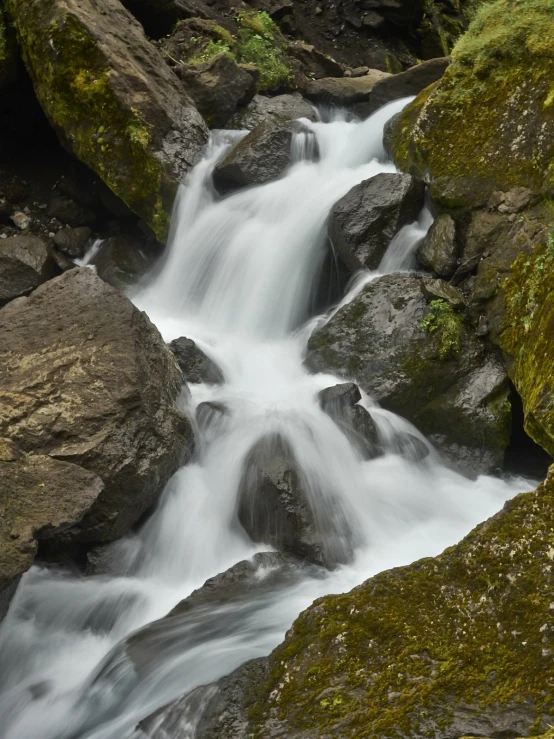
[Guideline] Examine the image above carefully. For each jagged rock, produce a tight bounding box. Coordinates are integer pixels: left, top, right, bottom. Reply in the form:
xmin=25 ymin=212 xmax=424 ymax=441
xmin=306 ymin=273 xmax=511 ymax=475
xmin=368 ymin=57 xmax=451 ymax=113
xmin=93 ymin=235 xmax=159 ymax=290
xmin=5 ymin=0 xmax=208 ymax=241
xmin=287 ymin=42 xmax=344 ymax=80
xmin=217 ymin=469 xmax=554 ymax=739
xmin=52 ymin=226 xmax=92 ymax=258
xmin=229 ymin=93 xmax=317 ymax=131
xmin=318 ymin=383 xmax=379 ymax=459
xmin=421 ymin=277 xmax=466 ymax=310
xmin=238 ymin=434 xmax=352 ymax=567
xmin=169 ymin=336 xmax=224 ymax=384
xmin=417 ymin=213 xmax=458 ymax=278
xmin=0 ymin=443 xmax=103 ymax=617
xmin=213 ymin=119 xmax=317 ymax=194
xmin=304 ymin=70 xmax=390 ymax=106
xmin=176 ymin=53 xmax=256 ymax=129
xmin=328 ymin=173 xmax=425 ymax=272
xmin=0 ymin=268 xmax=194 ymax=551
xmin=0 ymin=234 xmax=55 ymax=303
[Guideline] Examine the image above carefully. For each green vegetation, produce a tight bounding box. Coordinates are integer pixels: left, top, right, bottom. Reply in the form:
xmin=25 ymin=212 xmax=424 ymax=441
xmin=419 ymin=299 xmax=462 ymax=359
xmin=186 ymin=10 xmax=294 ymax=92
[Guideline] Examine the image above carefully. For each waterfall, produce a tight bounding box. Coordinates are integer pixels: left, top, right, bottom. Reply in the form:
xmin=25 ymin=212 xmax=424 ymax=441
xmin=0 ymin=99 xmax=533 ymax=739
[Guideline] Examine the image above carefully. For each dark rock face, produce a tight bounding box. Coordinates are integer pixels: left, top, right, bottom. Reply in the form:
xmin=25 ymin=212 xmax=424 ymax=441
xmin=229 ymin=93 xmax=317 ymax=131
xmin=48 ymin=196 xmax=96 ymax=228
xmin=329 ymin=173 xmax=425 ymax=272
xmin=304 ymin=71 xmax=389 ymax=107
xmin=306 ymin=274 xmax=511 ymax=475
xmin=318 ymin=383 xmax=379 ymax=460
xmin=0 ymin=269 xmax=194 ymax=550
xmin=368 ymin=57 xmax=451 ymax=113
xmin=238 ymin=434 xmax=352 ymax=567
xmin=176 ymin=52 xmax=256 ymax=129
xmin=5 ymin=0 xmax=208 ymax=240
xmin=417 ymin=213 xmax=458 ymax=278
xmin=0 ymin=234 xmax=55 ymax=302
xmin=213 ymin=120 xmax=317 ymax=194
xmin=169 ymin=336 xmax=224 ymax=384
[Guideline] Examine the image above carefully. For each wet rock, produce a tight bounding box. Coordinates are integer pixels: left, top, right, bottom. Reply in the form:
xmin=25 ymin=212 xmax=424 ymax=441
xmin=304 ymin=70 xmax=390 ymax=107
xmin=0 ymin=446 xmax=104 ymax=616
xmin=5 ymin=0 xmax=208 ymax=241
xmin=48 ymin=196 xmax=96 ymax=228
xmin=229 ymin=93 xmax=317 ymax=131
xmin=176 ymin=53 xmax=256 ymax=129
xmin=0 ymin=234 xmax=55 ymax=303
xmin=306 ymin=274 xmax=511 ymax=475
xmin=368 ymin=57 xmax=451 ymax=113
xmin=93 ymin=235 xmax=159 ymax=290
xmin=417 ymin=213 xmax=458 ymax=278
xmin=52 ymin=227 xmax=92 ymax=258
xmin=421 ymin=278 xmax=466 ymax=310
xmin=318 ymin=383 xmax=379 ymax=459
xmin=329 ymin=173 xmax=425 ymax=272
xmin=238 ymin=434 xmax=352 ymax=567
xmin=213 ymin=120 xmax=317 ymax=194
xmin=0 ymin=268 xmax=194 ymax=547
xmin=169 ymin=336 xmax=224 ymax=384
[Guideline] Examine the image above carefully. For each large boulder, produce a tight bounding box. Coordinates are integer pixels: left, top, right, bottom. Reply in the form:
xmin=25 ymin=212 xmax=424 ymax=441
xmin=213 ymin=119 xmax=317 ymax=194
xmin=4 ymin=0 xmax=208 ymax=241
xmin=304 ymin=71 xmax=390 ymax=107
xmin=0 ymin=268 xmax=193 ymax=550
xmin=328 ymin=174 xmax=425 ymax=272
xmin=175 ymin=52 xmax=256 ymax=129
xmin=207 ymin=468 xmax=554 ymax=738
xmin=238 ymin=434 xmax=353 ymax=567
xmin=0 ymin=234 xmax=56 ymax=303
xmin=306 ymin=274 xmax=511 ymax=474
xmin=368 ymin=57 xmax=451 ymax=114
xmin=229 ymin=93 xmax=317 ymax=131
xmin=387 ymin=0 xmax=554 ymax=209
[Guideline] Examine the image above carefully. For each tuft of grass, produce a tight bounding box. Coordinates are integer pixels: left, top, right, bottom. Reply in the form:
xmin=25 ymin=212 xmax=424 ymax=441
xmin=188 ymin=38 xmax=233 ymax=65
xmin=419 ymin=299 xmax=462 ymax=360
xmin=236 ymin=9 xmax=277 ymax=37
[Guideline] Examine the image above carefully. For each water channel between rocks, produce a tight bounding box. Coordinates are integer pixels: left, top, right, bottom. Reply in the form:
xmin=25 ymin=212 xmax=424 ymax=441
xmin=0 ymin=99 xmax=534 ymax=739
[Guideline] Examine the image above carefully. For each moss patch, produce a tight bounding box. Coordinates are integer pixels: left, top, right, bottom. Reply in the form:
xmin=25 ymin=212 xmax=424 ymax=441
xmin=249 ymin=469 xmax=554 ymax=738
xmin=419 ymin=299 xmax=463 ymax=360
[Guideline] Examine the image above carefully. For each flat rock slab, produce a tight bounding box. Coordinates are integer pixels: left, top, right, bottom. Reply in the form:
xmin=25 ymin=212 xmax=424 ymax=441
xmin=305 ymin=70 xmax=390 ymax=106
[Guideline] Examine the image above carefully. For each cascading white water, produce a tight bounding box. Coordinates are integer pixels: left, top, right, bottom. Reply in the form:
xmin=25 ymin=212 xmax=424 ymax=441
xmin=0 ymin=99 xmax=534 ymax=739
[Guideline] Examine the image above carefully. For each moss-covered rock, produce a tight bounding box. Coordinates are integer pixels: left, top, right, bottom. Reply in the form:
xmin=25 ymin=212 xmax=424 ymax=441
xmin=388 ymin=0 xmax=554 ymax=210
xmin=4 ymin=0 xmax=208 ymax=241
xmin=241 ymin=467 xmax=554 ymax=738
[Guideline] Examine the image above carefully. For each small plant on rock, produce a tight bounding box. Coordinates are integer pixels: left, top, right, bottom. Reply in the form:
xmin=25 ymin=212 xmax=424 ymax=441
xmin=419 ymin=299 xmax=462 ymax=360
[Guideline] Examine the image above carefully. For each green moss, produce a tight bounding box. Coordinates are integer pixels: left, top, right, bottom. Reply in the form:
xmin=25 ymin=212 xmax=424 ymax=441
xmin=419 ymin=299 xmax=462 ymax=360
xmin=250 ymin=470 xmax=554 ymax=737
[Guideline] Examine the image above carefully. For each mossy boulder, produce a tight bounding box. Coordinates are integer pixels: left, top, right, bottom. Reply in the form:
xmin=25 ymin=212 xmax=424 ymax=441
xmin=306 ymin=274 xmax=511 ymax=475
xmin=4 ymin=0 xmax=208 ymax=241
xmin=387 ymin=0 xmax=554 ymax=210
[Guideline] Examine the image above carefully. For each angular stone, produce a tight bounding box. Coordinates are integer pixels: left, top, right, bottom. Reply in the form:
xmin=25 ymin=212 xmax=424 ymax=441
xmin=304 ymin=70 xmax=390 ymax=106
xmin=421 ymin=277 xmax=466 ymax=310
xmin=229 ymin=93 xmax=317 ymax=131
xmin=52 ymin=226 xmax=92 ymax=258
xmin=169 ymin=336 xmax=224 ymax=384
xmin=417 ymin=213 xmax=458 ymax=278
xmin=0 ymin=234 xmax=55 ymax=303
xmin=318 ymin=383 xmax=379 ymax=459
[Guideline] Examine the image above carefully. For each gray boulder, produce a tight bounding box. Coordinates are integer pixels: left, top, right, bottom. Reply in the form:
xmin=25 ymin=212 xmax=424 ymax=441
xmin=306 ymin=274 xmax=511 ymax=475
xmin=417 ymin=213 xmax=458 ymax=278
xmin=238 ymin=434 xmax=353 ymax=567
xmin=229 ymin=93 xmax=317 ymax=131
xmin=213 ymin=120 xmax=317 ymax=194
xmin=176 ymin=53 xmax=256 ymax=129
xmin=318 ymin=383 xmax=379 ymax=459
xmin=329 ymin=173 xmax=426 ymax=272
xmin=0 ymin=234 xmax=56 ymax=303
xmin=0 ymin=268 xmax=194 ymax=551
xmin=304 ymin=70 xmax=390 ymax=107
xmin=368 ymin=57 xmax=451 ymax=113
xmin=169 ymin=336 xmax=224 ymax=384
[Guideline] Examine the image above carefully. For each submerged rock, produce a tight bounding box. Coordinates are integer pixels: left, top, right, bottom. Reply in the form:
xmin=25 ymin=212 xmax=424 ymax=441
xmin=5 ymin=0 xmax=208 ymax=240
xmin=238 ymin=434 xmax=353 ymax=567
xmin=328 ymin=173 xmax=425 ymax=272
xmin=0 ymin=234 xmax=55 ymax=303
xmin=0 ymin=268 xmax=193 ymax=553
xmin=228 ymin=93 xmax=317 ymax=131
xmin=318 ymin=383 xmax=379 ymax=459
xmin=169 ymin=336 xmax=224 ymax=384
xmin=213 ymin=119 xmax=317 ymax=194
xmin=306 ymin=274 xmax=511 ymax=475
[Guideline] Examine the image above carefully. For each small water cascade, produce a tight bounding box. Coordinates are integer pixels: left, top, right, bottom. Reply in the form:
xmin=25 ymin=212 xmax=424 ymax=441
xmin=0 ymin=99 xmax=534 ymax=739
